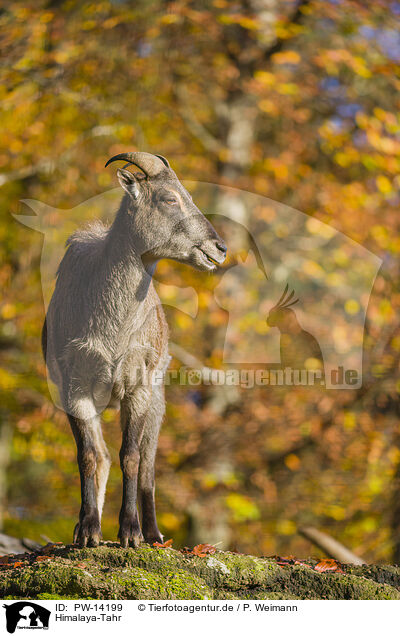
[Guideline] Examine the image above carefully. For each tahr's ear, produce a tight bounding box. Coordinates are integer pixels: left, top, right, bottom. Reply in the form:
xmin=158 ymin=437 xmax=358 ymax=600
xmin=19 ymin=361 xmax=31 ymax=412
xmin=117 ymin=169 xmax=140 ymax=199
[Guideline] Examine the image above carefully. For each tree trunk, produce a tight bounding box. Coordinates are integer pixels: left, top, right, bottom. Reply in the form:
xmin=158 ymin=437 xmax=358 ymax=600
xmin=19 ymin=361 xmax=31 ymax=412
xmin=0 ymin=415 xmax=12 ymax=530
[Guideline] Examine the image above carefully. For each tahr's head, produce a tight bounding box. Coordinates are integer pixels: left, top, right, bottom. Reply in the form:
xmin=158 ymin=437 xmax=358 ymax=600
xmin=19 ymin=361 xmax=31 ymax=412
xmin=105 ymin=152 xmax=226 ymax=271
xmin=266 ymin=284 xmax=299 ymax=328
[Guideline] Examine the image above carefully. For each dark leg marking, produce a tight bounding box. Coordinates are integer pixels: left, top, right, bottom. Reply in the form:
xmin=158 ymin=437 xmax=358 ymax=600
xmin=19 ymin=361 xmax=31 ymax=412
xmin=68 ymin=414 xmax=101 ymax=547
xmin=118 ymin=394 xmax=147 ymax=548
xmin=138 ymin=388 xmax=164 ymax=544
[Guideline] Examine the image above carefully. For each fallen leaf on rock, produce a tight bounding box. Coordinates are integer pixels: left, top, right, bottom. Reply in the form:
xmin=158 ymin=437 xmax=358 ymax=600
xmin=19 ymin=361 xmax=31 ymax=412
xmin=314 ymin=559 xmax=344 ymax=573
xmin=35 ymin=555 xmax=52 ymax=562
xmin=294 ymin=560 xmax=312 ymax=568
xmin=13 ymin=561 xmax=24 ymax=568
xmin=153 ymin=538 xmax=173 ymax=548
xmin=192 ymin=544 xmax=217 ymax=557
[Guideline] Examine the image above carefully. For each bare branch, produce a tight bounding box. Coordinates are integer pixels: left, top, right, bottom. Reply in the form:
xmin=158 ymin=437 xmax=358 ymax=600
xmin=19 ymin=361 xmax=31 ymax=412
xmin=299 ymin=526 xmax=367 ymax=565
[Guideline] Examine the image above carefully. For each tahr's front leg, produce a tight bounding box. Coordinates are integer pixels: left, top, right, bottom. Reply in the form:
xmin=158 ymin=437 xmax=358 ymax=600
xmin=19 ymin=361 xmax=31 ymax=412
xmin=118 ymin=390 xmax=148 ymax=548
xmin=68 ymin=414 xmax=102 ymax=547
xmin=139 ymin=385 xmax=165 ymax=544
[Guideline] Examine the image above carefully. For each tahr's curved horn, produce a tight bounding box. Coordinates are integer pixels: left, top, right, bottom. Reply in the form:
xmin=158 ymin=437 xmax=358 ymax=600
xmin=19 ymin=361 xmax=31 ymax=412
xmin=155 ymin=154 xmax=170 ymax=169
xmin=105 ymin=152 xmax=168 ymax=177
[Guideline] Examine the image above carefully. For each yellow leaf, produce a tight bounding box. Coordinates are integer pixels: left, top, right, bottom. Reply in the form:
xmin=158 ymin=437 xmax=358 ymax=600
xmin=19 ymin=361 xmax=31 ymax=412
xmin=276 ymin=519 xmax=296 ymax=535
xmin=259 ymin=99 xmax=278 ymax=114
xmin=225 ymin=493 xmax=260 ymax=522
xmin=160 ymin=513 xmax=180 ymax=531
xmin=284 ymin=454 xmax=301 ymax=471
xmin=277 ymin=83 xmax=299 ymax=95
xmin=0 ymin=368 xmax=18 ymax=390
xmin=344 ymin=299 xmax=360 ymax=315
xmin=160 ymin=14 xmax=180 ymax=24
xmin=376 ymin=175 xmax=392 ymax=194
xmin=272 ymin=50 xmax=301 ymax=65
xmin=254 ymin=70 xmax=276 ymax=86
xmin=1 ymin=303 xmax=16 ymax=319
xmin=327 ymin=505 xmax=346 ymax=521
xmin=305 ymin=357 xmax=323 ymax=370
xmin=343 ymin=412 xmax=356 ymax=430
xmin=302 ymin=260 xmax=324 ymax=279
xmin=236 ymin=16 xmax=259 ymax=30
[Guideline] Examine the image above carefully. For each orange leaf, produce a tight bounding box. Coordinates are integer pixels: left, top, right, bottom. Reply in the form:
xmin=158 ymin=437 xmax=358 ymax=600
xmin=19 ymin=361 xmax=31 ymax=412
xmin=35 ymin=555 xmax=52 ymax=562
xmin=192 ymin=544 xmax=217 ymax=557
xmin=13 ymin=561 xmax=24 ymax=568
xmin=153 ymin=538 xmax=173 ymax=548
xmin=314 ymin=559 xmax=343 ymax=573
xmin=294 ymin=560 xmax=312 ymax=568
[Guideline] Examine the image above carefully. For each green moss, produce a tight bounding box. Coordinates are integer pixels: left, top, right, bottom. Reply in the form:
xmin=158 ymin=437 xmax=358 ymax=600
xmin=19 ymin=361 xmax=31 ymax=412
xmin=346 ymin=564 xmax=400 ymax=590
xmin=36 ymin=594 xmax=88 ymax=600
xmin=1 ymin=545 xmax=400 ymax=600
xmin=0 ymin=562 xmax=93 ymax=599
xmin=109 ymin=566 xmax=211 ymax=599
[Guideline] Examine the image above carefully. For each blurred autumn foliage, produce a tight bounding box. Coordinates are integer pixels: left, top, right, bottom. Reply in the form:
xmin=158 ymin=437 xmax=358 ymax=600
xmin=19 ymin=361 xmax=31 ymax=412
xmin=1 ymin=0 xmax=400 ymax=562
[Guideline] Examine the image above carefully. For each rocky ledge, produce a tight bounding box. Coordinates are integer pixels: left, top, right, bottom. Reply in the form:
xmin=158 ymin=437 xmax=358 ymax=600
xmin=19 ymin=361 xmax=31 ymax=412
xmin=1 ymin=543 xmax=400 ymax=600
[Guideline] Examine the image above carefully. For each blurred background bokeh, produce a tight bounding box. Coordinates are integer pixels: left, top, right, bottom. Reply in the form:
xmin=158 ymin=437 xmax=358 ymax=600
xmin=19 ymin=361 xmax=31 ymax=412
xmin=1 ymin=0 xmax=400 ymax=562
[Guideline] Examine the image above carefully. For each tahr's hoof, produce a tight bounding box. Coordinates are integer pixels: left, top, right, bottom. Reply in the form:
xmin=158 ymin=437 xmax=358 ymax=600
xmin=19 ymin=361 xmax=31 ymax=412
xmin=73 ymin=518 xmax=102 ymax=548
xmin=144 ymin=533 xmax=164 ymax=545
xmin=118 ymin=517 xmax=143 ymax=548
xmin=119 ymin=532 xmax=143 ymax=548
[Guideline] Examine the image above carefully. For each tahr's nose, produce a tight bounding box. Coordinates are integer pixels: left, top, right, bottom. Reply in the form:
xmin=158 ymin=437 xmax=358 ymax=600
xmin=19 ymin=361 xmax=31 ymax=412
xmin=215 ymin=240 xmax=227 ymax=256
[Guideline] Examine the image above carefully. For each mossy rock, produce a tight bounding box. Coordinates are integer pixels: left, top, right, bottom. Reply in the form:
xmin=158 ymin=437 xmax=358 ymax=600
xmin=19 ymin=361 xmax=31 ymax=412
xmin=1 ymin=543 xmax=400 ymax=600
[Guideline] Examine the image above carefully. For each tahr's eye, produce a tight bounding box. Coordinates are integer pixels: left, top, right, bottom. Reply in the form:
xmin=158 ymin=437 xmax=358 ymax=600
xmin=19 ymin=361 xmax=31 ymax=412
xmin=165 ymin=198 xmax=177 ymax=205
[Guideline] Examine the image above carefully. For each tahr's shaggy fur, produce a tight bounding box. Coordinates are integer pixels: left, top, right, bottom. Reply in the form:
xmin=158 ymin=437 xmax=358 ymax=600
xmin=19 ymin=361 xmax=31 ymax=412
xmin=43 ymin=152 xmax=226 ymax=547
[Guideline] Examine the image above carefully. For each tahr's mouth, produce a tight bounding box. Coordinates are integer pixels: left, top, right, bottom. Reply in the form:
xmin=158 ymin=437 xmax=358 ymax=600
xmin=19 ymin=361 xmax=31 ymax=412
xmin=195 ymin=247 xmax=224 ymax=270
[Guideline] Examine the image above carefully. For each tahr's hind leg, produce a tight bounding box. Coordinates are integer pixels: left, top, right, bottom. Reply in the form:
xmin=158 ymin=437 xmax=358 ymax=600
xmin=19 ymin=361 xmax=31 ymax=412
xmin=138 ymin=386 xmax=164 ymax=545
xmin=68 ymin=414 xmax=102 ymax=547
